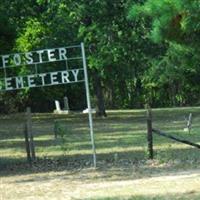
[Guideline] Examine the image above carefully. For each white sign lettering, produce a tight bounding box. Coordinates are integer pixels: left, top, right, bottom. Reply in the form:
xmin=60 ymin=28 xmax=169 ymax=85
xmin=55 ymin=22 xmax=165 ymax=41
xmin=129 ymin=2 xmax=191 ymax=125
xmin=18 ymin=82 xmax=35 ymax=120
xmin=48 ymin=49 xmax=56 ymax=62
xmin=13 ymin=54 xmax=21 ymax=66
xmin=0 ymin=45 xmax=84 ymax=91
xmin=2 ymin=55 xmax=9 ymax=68
xmin=25 ymin=52 xmax=34 ymax=64
xmin=59 ymin=48 xmax=67 ymax=60
xmin=0 ymin=47 xmax=69 ymax=68
xmin=28 ymin=75 xmax=36 ymax=87
xmin=5 ymin=77 xmax=13 ymax=90
xmin=16 ymin=77 xmax=24 ymax=89
xmin=0 ymin=69 xmax=84 ymax=91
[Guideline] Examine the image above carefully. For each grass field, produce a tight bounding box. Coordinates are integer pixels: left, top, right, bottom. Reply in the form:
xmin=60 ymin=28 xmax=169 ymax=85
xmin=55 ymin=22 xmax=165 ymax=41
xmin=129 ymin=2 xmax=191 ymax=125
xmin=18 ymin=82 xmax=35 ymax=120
xmin=1 ymin=107 xmax=200 ymax=200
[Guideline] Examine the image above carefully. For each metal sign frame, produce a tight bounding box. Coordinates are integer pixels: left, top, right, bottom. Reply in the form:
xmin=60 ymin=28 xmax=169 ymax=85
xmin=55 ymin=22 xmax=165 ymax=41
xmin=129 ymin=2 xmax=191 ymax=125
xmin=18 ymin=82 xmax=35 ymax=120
xmin=0 ymin=42 xmax=97 ymax=167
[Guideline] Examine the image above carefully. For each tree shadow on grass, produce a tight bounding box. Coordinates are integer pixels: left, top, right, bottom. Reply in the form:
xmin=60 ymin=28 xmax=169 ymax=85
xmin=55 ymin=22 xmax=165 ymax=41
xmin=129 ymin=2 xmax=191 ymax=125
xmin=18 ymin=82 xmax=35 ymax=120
xmin=0 ymin=138 xmax=59 ymax=149
xmin=1 ymin=146 xmax=200 ymax=178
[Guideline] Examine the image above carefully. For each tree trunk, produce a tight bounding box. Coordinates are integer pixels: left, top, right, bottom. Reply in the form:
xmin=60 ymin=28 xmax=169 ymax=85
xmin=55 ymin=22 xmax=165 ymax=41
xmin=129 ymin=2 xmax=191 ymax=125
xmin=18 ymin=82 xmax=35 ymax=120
xmin=93 ymin=69 xmax=107 ymax=117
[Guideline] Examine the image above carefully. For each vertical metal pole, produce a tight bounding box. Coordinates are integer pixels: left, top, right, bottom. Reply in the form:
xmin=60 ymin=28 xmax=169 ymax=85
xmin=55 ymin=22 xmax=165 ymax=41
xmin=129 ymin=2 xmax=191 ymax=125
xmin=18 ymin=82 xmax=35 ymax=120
xmin=81 ymin=42 xmax=97 ymax=168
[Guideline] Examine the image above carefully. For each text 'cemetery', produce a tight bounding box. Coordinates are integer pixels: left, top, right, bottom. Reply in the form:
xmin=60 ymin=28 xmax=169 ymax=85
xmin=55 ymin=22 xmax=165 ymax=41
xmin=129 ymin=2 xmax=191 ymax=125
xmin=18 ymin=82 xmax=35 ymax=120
xmin=0 ymin=46 xmax=84 ymax=91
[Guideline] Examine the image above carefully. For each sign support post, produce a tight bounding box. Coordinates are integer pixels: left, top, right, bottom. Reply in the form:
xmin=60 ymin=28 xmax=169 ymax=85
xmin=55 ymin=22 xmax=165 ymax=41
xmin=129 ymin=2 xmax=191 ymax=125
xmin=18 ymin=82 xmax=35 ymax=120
xmin=81 ymin=43 xmax=97 ymax=168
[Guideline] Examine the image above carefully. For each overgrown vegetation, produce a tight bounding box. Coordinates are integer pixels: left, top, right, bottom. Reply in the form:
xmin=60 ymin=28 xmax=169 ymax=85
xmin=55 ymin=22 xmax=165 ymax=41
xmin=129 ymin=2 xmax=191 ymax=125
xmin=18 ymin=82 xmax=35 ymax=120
xmin=1 ymin=0 xmax=200 ymax=114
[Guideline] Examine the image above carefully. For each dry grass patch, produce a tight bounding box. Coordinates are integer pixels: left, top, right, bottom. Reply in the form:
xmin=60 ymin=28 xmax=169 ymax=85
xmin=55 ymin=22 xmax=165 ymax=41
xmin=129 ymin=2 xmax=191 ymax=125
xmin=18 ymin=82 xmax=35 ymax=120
xmin=1 ymin=168 xmax=200 ymax=200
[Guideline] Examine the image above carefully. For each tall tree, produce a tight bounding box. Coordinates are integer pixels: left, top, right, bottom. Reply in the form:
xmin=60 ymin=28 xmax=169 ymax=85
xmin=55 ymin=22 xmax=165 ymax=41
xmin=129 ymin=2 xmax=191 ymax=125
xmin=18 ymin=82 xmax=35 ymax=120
xmin=129 ymin=0 xmax=200 ymax=107
xmin=129 ymin=0 xmax=200 ymax=46
xmin=14 ymin=0 xmax=159 ymax=114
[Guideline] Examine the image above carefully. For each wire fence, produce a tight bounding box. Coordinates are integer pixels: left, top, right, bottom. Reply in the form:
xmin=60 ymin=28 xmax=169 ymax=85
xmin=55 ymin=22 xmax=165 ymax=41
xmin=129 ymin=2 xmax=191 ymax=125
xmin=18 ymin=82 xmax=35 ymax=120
xmin=1 ymin=108 xmax=200 ymax=171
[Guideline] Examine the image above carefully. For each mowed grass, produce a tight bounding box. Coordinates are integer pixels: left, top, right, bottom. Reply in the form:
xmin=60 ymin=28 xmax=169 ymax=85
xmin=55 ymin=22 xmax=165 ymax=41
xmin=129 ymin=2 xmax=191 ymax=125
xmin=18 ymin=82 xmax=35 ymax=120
xmin=0 ymin=107 xmax=200 ymax=200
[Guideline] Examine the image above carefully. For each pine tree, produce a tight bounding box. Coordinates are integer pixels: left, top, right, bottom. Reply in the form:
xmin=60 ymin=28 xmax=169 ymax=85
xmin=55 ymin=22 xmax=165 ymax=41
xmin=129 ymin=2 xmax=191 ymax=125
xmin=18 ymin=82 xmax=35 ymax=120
xmin=129 ymin=0 xmax=200 ymax=47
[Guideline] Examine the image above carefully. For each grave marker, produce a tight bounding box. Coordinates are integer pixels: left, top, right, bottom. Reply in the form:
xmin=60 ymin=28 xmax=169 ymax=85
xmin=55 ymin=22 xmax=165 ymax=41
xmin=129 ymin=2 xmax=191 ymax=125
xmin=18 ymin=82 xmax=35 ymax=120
xmin=55 ymin=100 xmax=61 ymax=112
xmin=54 ymin=100 xmax=69 ymax=114
xmin=63 ymin=96 xmax=69 ymax=111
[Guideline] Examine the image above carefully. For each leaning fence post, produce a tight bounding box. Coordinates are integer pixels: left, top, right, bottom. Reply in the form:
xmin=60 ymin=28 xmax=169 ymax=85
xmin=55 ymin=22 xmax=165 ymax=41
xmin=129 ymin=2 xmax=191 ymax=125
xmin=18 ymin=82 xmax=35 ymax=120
xmin=146 ymin=106 xmax=153 ymax=159
xmin=187 ymin=113 xmax=192 ymax=134
xmin=26 ymin=107 xmax=36 ymax=161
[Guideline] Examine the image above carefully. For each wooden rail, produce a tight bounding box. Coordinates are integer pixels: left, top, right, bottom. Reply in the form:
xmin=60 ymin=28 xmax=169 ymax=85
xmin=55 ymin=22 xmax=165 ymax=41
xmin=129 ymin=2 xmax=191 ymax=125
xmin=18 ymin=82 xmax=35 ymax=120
xmin=146 ymin=107 xmax=200 ymax=160
xmin=152 ymin=128 xmax=200 ymax=149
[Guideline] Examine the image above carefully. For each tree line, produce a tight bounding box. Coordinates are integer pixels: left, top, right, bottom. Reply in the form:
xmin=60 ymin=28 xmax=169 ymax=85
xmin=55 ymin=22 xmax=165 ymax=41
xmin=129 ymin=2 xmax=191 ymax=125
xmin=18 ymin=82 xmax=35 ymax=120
xmin=0 ymin=0 xmax=199 ymax=115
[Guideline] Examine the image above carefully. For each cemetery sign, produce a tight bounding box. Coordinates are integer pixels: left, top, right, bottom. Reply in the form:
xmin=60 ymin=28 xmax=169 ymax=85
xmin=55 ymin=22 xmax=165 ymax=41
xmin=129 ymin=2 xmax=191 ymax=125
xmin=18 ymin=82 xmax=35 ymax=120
xmin=0 ymin=46 xmax=85 ymax=90
xmin=0 ymin=43 xmax=96 ymax=167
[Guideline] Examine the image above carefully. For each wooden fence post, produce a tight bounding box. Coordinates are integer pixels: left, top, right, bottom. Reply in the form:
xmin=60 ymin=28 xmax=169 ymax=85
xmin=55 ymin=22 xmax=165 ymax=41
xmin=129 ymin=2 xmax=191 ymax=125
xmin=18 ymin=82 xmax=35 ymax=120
xmin=187 ymin=113 xmax=192 ymax=134
xmin=26 ymin=107 xmax=36 ymax=161
xmin=54 ymin=120 xmax=58 ymax=139
xmin=146 ymin=106 xmax=153 ymax=159
xmin=24 ymin=123 xmax=32 ymax=164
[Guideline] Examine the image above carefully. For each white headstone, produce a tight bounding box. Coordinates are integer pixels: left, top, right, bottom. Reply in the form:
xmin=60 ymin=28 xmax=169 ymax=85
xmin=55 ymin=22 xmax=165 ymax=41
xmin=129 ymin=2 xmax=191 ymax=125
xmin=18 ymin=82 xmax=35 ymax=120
xmin=55 ymin=100 xmax=61 ymax=112
xmin=54 ymin=100 xmax=69 ymax=114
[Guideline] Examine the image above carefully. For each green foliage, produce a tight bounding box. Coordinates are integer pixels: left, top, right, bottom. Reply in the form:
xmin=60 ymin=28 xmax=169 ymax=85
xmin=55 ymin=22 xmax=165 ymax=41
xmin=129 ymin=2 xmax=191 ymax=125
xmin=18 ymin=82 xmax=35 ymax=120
xmin=2 ymin=0 xmax=156 ymax=111
xmin=54 ymin=121 xmax=65 ymax=138
xmin=129 ymin=0 xmax=200 ymax=45
xmin=15 ymin=19 xmax=47 ymax=52
xmin=129 ymin=0 xmax=200 ymax=107
xmin=0 ymin=0 xmax=200 ymax=111
xmin=54 ymin=120 xmax=69 ymax=154
xmin=0 ymin=2 xmax=16 ymax=53
xmin=142 ymin=42 xmax=200 ymax=106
